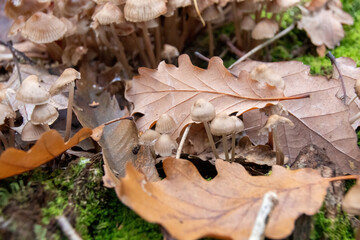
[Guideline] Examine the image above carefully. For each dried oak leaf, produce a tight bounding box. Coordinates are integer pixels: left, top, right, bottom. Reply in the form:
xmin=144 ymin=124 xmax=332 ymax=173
xmin=231 ymin=59 xmax=360 ymax=174
xmin=0 ymin=128 xmax=92 ymax=179
xmin=126 ymin=54 xmax=298 ymax=139
xmin=116 ymin=157 xmax=330 ymax=240
xmin=343 ymin=179 xmax=360 ymax=215
xmin=298 ymin=7 xmax=353 ymax=49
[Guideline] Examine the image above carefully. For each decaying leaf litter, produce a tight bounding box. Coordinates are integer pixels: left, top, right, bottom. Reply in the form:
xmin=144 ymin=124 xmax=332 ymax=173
xmin=1 ymin=0 xmax=360 ymax=239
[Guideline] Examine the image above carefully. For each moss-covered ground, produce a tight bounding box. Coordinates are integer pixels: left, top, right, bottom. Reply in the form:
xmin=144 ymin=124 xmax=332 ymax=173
xmin=1 ymin=0 xmax=360 ymax=239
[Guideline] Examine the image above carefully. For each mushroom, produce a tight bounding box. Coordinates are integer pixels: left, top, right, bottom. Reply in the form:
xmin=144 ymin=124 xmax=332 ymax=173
xmin=160 ymin=44 xmax=179 ymax=63
xmin=16 ymin=75 xmax=50 ymax=105
xmin=230 ymin=116 xmax=244 ymax=162
xmin=124 ymin=0 xmax=167 ymax=68
xmin=31 ymin=103 xmax=59 ymax=130
xmin=155 ymin=113 xmax=176 ymax=134
xmin=139 ymin=129 xmax=160 ymax=145
xmin=191 ymin=98 xmax=219 ymax=159
xmin=20 ymin=12 xmax=67 ymax=61
xmin=210 ymin=113 xmax=235 ymax=161
xmin=250 ymin=64 xmax=285 ymax=90
xmin=154 ymin=133 xmax=178 ymax=157
xmin=5 ymin=0 xmax=50 ymax=20
xmin=240 ymin=14 xmax=255 ymax=50
xmin=21 ymin=121 xmax=48 ymax=142
xmin=49 ymin=68 xmax=81 ymax=141
xmin=260 ymin=114 xmax=294 ymax=165
xmin=0 ymin=102 xmax=16 ymax=149
xmin=251 ymin=19 xmax=279 ymax=40
xmin=202 ymin=5 xmax=224 ymax=57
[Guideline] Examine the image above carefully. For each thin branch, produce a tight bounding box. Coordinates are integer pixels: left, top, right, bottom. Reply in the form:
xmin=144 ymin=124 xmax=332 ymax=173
xmin=57 ymin=215 xmax=82 ymax=240
xmin=326 ymin=51 xmax=347 ymax=104
xmin=194 ymin=51 xmax=210 ymax=62
xmin=228 ymin=23 xmax=296 ymax=69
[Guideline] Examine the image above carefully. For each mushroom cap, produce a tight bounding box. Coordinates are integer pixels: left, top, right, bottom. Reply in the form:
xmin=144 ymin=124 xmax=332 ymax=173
xmin=168 ymin=0 xmax=192 ymax=9
xmin=251 ymin=19 xmax=279 ymax=40
xmin=240 ymin=15 xmax=255 ymax=31
xmin=5 ymin=0 xmax=50 ymax=20
xmin=355 ymin=78 xmax=360 ymax=98
xmin=8 ymin=15 xmax=26 ymax=37
xmin=21 ymin=12 xmax=67 ymax=44
xmin=230 ymin=116 xmax=244 ymax=134
xmin=92 ymin=2 xmax=125 ymax=25
xmin=16 ymin=75 xmax=50 ymax=104
xmin=202 ymin=5 xmax=223 ymax=23
xmin=160 ymin=44 xmax=179 ymax=60
xmin=191 ymin=98 xmax=216 ymax=123
xmin=139 ymin=129 xmax=160 ymax=145
xmin=31 ymin=103 xmax=59 ymax=125
xmin=0 ymin=103 xmax=16 ymax=125
xmin=154 ymin=134 xmax=178 ymax=157
xmin=21 ymin=121 xmax=48 ymax=141
xmin=155 ymin=113 xmax=176 ymax=134
xmin=260 ymin=114 xmax=294 ymax=135
xmin=49 ymin=68 xmax=81 ymax=96
xmin=124 ymin=0 xmax=167 ymax=22
xmin=250 ymin=64 xmax=285 ymax=89
xmin=210 ymin=113 xmax=235 ymax=136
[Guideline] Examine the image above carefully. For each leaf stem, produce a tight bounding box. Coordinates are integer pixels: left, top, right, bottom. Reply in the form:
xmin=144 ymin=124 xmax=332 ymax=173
xmin=327 ymin=175 xmax=359 ymax=182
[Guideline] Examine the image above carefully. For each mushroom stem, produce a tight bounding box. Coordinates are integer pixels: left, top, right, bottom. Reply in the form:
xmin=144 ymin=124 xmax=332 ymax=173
xmin=9 ymin=118 xmax=15 ymax=148
xmin=64 ymin=82 xmax=75 ymax=141
xmin=222 ymin=134 xmax=229 ymax=161
xmin=232 ymin=2 xmax=242 ymax=49
xmin=110 ymin=23 xmax=132 ymax=78
xmin=203 ymin=121 xmax=219 ymax=159
xmin=272 ymin=127 xmax=284 ymax=165
xmin=0 ymin=131 xmax=9 ymax=149
xmin=131 ymin=32 xmax=150 ymax=67
xmin=176 ymin=123 xmax=192 ymax=159
xmin=350 ymin=111 xmax=360 ymax=124
xmin=231 ymin=133 xmax=236 ymax=162
xmin=207 ymin=22 xmax=214 ymax=57
xmin=155 ymin=20 xmax=162 ymax=63
xmin=45 ymin=42 xmax=63 ymax=61
xmin=43 ymin=124 xmax=51 ymax=131
xmin=141 ymin=22 xmax=157 ymax=68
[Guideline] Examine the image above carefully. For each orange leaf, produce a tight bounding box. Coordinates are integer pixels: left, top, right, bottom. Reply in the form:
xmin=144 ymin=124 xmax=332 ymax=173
xmin=0 ymin=128 xmax=92 ymax=179
xmin=116 ymin=157 xmax=330 ymax=240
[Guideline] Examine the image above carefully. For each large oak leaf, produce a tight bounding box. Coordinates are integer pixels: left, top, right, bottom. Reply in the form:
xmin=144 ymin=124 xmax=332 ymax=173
xmin=231 ymin=59 xmax=360 ymax=174
xmin=116 ymin=157 xmax=330 ymax=240
xmin=126 ymin=54 xmax=299 ymax=138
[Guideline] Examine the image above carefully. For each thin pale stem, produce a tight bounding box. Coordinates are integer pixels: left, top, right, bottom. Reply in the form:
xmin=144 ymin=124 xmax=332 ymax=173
xmin=57 ymin=215 xmax=82 ymax=240
xmin=273 ymin=128 xmax=284 ymax=165
xmin=222 ymin=135 xmax=229 ymax=161
xmin=9 ymin=118 xmax=15 ymax=148
xmin=0 ymin=131 xmax=9 ymax=149
xmin=110 ymin=23 xmax=132 ymax=78
xmin=141 ymin=22 xmax=157 ymax=68
xmin=231 ymin=133 xmax=236 ymax=162
xmin=131 ymin=32 xmax=150 ymax=67
xmin=229 ymin=23 xmax=295 ymax=69
xmin=176 ymin=123 xmax=192 ymax=159
xmin=194 ymin=51 xmax=210 ymax=62
xmin=327 ymin=51 xmax=347 ymax=104
xmin=44 ymin=124 xmax=51 ymax=131
xmin=155 ymin=20 xmax=162 ymax=63
xmin=203 ymin=122 xmax=219 ymax=159
xmin=350 ymin=111 xmax=360 ymax=124
xmin=207 ymin=23 xmax=214 ymax=57
xmin=232 ymin=2 xmax=242 ymax=48
xmin=64 ymin=82 xmax=75 ymax=141
xmin=347 ymin=95 xmax=357 ymax=106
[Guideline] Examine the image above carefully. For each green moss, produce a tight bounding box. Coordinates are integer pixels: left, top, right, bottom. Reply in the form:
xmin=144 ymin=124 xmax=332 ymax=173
xmin=310 ymin=207 xmax=355 ymax=240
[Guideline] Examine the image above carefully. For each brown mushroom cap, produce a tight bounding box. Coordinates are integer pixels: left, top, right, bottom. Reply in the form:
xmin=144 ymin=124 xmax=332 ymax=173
xmin=31 ymin=103 xmax=59 ymax=125
xmin=168 ymin=0 xmax=192 ymax=9
xmin=240 ymin=15 xmax=255 ymax=31
xmin=154 ymin=134 xmax=178 ymax=157
xmin=0 ymin=103 xmax=16 ymax=125
xmin=124 ymin=0 xmax=167 ymax=22
xmin=155 ymin=113 xmax=176 ymax=134
xmin=260 ymin=114 xmax=294 ymax=135
xmin=5 ymin=0 xmax=50 ymax=20
xmin=16 ymin=75 xmax=50 ymax=104
xmin=191 ymin=98 xmax=216 ymax=123
xmin=92 ymin=2 xmax=125 ymax=25
xmin=160 ymin=44 xmax=179 ymax=60
xmin=230 ymin=116 xmax=244 ymax=134
xmin=8 ymin=15 xmax=26 ymax=37
xmin=251 ymin=19 xmax=279 ymax=40
xmin=21 ymin=121 xmax=48 ymax=141
xmin=210 ymin=113 xmax=235 ymax=136
xmin=139 ymin=129 xmax=160 ymax=145
xmin=21 ymin=12 xmax=67 ymax=44
xmin=49 ymin=68 xmax=81 ymax=96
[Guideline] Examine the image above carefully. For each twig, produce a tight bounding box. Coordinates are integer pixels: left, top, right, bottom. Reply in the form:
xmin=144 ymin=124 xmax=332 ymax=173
xmin=249 ymin=192 xmax=278 ymax=240
xmin=228 ymin=23 xmax=295 ymax=69
xmin=193 ymin=0 xmax=205 ymax=26
xmin=326 ymin=51 xmax=347 ymax=104
xmin=176 ymin=123 xmax=192 ymax=159
xmin=57 ymin=215 xmax=82 ymax=240
xmin=194 ymin=51 xmax=210 ymax=62
xmin=220 ymin=34 xmax=245 ymax=58
xmin=103 ymin=116 xmax=133 ymax=126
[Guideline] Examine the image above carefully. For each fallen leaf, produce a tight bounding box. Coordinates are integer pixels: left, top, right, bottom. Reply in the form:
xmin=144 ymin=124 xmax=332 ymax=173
xmin=74 ymin=62 xmax=159 ymax=180
xmin=0 ymin=128 xmax=92 ymax=179
xmin=126 ymin=54 xmax=303 ymax=139
xmin=298 ymin=7 xmax=352 ymax=49
xmin=231 ymin=59 xmax=360 ymax=174
xmin=343 ymin=179 xmax=360 ymax=215
xmin=116 ymin=157 xmax=330 ymax=240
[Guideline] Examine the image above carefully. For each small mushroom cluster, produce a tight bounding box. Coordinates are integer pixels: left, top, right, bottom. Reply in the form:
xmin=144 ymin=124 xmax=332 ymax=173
xmin=1 ymin=68 xmax=81 ymax=143
xmin=190 ymin=98 xmax=244 ymax=162
xmin=139 ymin=113 xmax=178 ymax=157
xmin=4 ymin=0 xmax=351 ymax=79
